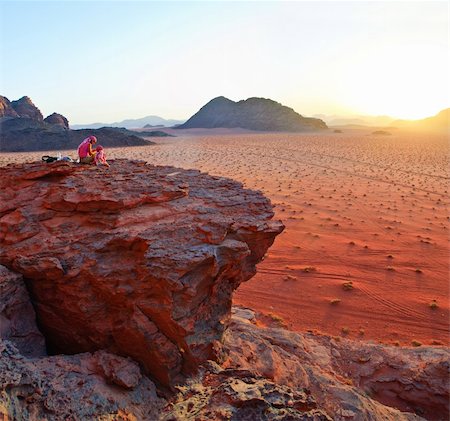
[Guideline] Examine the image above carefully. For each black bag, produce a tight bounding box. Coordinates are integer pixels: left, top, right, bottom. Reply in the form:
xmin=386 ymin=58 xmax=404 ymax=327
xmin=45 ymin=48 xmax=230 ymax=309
xmin=42 ymin=155 xmax=58 ymax=163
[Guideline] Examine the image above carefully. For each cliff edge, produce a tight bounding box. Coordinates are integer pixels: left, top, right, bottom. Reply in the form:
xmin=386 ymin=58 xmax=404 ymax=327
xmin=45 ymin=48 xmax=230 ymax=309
xmin=0 ymin=160 xmax=447 ymax=420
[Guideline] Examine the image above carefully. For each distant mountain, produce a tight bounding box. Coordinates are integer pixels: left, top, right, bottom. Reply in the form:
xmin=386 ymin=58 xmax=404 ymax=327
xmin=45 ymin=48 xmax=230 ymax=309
xmin=177 ymin=97 xmax=327 ymax=131
xmin=71 ymin=116 xmax=185 ymax=130
xmin=1 ymin=95 xmax=44 ymax=121
xmin=0 ymin=95 xmax=168 ymax=152
xmin=143 ymin=123 xmax=164 ymax=128
xmin=313 ymin=113 xmax=395 ymax=127
xmin=0 ymin=119 xmax=157 ymax=152
xmin=393 ymin=109 xmax=449 ymax=133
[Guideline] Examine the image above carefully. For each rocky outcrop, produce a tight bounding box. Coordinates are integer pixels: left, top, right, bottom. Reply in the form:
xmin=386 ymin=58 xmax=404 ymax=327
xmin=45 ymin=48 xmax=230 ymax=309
xmin=0 ymin=96 xmax=165 ymax=152
xmin=0 ymin=159 xmax=283 ymax=387
xmin=10 ymin=96 xmax=44 ymax=121
xmin=0 ymin=160 xmax=447 ymax=420
xmin=178 ymin=96 xmax=328 ymax=131
xmin=0 ymin=122 xmax=157 ymax=152
xmin=0 ymin=340 xmax=165 ymax=420
xmin=0 ymin=265 xmax=46 ymax=357
xmin=44 ymin=112 xmax=69 ymax=128
xmin=1 ymin=306 xmax=446 ymax=420
xmin=223 ymin=307 xmax=449 ymax=421
xmin=0 ymin=96 xmax=19 ymax=118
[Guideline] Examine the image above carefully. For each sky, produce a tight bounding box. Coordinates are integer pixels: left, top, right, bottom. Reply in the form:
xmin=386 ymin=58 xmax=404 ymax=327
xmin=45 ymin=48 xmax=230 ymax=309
xmin=0 ymin=1 xmax=448 ymax=124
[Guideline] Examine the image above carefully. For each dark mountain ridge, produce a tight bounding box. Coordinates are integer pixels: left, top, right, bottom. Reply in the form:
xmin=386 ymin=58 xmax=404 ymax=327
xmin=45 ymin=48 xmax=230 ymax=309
xmin=0 ymin=96 xmax=171 ymax=152
xmin=178 ymin=96 xmax=328 ymax=131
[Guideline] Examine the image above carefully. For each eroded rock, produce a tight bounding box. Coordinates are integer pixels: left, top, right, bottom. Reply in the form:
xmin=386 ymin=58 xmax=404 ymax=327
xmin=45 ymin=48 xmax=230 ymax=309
xmin=0 ymin=265 xmax=46 ymax=357
xmin=0 ymin=340 xmax=164 ymax=420
xmin=0 ymin=159 xmax=284 ymax=386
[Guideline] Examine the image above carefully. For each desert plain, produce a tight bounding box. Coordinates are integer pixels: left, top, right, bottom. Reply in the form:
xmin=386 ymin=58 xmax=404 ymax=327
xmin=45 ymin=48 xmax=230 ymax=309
xmin=1 ymin=128 xmax=448 ymax=347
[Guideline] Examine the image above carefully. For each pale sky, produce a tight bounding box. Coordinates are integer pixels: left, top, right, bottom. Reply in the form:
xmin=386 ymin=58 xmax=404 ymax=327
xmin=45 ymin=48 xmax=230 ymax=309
xmin=0 ymin=1 xmax=448 ymax=124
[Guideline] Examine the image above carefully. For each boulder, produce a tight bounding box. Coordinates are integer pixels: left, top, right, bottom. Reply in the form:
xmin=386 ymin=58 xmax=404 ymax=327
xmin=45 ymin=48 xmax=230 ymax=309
xmin=0 ymin=159 xmax=283 ymax=386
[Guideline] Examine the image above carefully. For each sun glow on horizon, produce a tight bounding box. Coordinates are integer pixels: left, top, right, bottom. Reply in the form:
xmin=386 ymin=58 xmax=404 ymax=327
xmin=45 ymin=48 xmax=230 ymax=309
xmin=335 ymin=44 xmax=449 ymax=120
xmin=0 ymin=1 xmax=448 ymax=123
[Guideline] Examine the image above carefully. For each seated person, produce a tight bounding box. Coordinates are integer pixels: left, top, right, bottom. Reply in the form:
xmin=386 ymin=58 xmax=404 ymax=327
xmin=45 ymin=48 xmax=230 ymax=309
xmin=77 ymin=135 xmax=97 ymax=163
xmin=94 ymin=145 xmax=110 ymax=168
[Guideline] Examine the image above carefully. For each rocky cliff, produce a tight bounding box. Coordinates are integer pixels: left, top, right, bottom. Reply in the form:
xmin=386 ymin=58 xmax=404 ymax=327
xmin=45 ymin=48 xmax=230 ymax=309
xmin=0 ymin=96 xmax=169 ymax=152
xmin=0 ymin=159 xmax=283 ymax=386
xmin=10 ymin=96 xmax=44 ymax=121
xmin=178 ymin=96 xmax=328 ymax=131
xmin=0 ymin=160 xmax=448 ymax=421
xmin=0 ymin=96 xmax=19 ymax=118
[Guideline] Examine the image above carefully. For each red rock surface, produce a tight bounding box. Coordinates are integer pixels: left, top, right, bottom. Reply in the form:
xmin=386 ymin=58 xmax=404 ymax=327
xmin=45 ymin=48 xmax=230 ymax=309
xmin=222 ymin=307 xmax=449 ymax=421
xmin=3 ymin=306 xmax=446 ymax=420
xmin=0 ymin=158 xmax=447 ymax=421
xmin=0 ymin=340 xmax=165 ymax=420
xmin=0 ymin=159 xmax=283 ymax=387
xmin=0 ymin=265 xmax=46 ymax=357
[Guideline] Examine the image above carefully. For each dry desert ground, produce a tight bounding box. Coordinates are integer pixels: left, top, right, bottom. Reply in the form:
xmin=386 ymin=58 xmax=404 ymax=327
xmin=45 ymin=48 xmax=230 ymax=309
xmin=1 ymin=129 xmax=448 ymax=346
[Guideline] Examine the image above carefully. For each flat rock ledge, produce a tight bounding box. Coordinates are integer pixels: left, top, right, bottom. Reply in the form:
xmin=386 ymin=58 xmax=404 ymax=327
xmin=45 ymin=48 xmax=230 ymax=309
xmin=0 ymin=159 xmax=284 ymax=386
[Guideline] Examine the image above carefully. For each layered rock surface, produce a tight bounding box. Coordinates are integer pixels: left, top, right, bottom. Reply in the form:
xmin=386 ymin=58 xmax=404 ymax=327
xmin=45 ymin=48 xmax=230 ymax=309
xmin=0 ymin=159 xmax=283 ymax=386
xmin=0 ymin=265 xmax=46 ymax=357
xmin=1 ymin=306 xmax=447 ymax=420
xmin=0 ymin=160 xmax=448 ymax=421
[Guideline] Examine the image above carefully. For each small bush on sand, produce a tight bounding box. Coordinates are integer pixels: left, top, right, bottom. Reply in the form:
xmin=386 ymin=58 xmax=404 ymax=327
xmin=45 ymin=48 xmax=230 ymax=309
xmin=342 ymin=281 xmax=354 ymax=291
xmin=411 ymin=340 xmax=422 ymax=347
xmin=330 ymin=298 xmax=341 ymax=305
xmin=372 ymin=130 xmax=391 ymax=135
xmin=268 ymin=312 xmax=285 ymax=323
xmin=429 ymin=300 xmax=438 ymax=310
xmin=301 ymin=266 xmax=317 ymax=273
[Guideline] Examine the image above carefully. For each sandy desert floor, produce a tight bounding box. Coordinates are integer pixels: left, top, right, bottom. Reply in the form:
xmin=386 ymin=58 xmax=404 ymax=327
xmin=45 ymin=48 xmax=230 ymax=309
xmin=1 ymin=129 xmax=448 ymax=346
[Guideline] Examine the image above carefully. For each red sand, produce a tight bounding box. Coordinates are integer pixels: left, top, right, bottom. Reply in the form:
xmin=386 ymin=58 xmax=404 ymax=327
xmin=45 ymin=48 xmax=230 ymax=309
xmin=1 ymin=129 xmax=448 ymax=346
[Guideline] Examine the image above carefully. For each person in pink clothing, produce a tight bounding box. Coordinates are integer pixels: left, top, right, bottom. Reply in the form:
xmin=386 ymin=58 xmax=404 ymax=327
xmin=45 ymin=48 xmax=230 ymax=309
xmin=94 ymin=145 xmax=110 ymax=167
xmin=77 ymin=135 xmax=97 ymax=163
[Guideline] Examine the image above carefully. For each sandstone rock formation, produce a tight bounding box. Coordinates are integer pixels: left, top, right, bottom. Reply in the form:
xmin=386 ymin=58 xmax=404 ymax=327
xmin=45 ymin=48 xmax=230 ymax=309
xmin=0 ymin=265 xmax=46 ymax=357
xmin=0 ymin=96 xmax=19 ymax=118
xmin=1 ymin=306 xmax=447 ymax=420
xmin=0 ymin=121 xmax=156 ymax=152
xmin=177 ymin=96 xmax=328 ymax=131
xmin=0 ymin=159 xmax=284 ymax=387
xmin=10 ymin=96 xmax=44 ymax=121
xmin=0 ymin=95 xmax=165 ymax=152
xmin=222 ymin=307 xmax=449 ymax=421
xmin=0 ymin=161 xmax=447 ymax=421
xmin=43 ymin=112 xmax=69 ymax=129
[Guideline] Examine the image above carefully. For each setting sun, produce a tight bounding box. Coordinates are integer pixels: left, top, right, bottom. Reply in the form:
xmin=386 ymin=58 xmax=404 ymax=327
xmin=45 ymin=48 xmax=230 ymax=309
xmin=340 ymin=44 xmax=449 ymax=119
